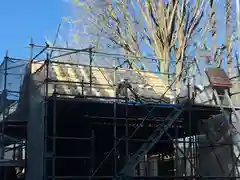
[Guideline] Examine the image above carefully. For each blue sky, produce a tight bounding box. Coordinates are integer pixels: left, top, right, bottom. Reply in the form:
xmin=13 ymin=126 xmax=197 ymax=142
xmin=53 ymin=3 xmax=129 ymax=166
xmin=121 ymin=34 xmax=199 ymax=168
xmin=0 ymin=0 xmax=69 ymax=62
xmin=0 ymin=0 xmax=233 ymax=63
xmin=0 ymin=0 xmax=238 ymax=95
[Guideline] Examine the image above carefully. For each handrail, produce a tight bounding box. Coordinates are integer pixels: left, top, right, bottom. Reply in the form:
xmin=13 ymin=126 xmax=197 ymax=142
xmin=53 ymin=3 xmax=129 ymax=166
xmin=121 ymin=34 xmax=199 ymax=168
xmin=0 ymin=101 xmax=18 ymax=122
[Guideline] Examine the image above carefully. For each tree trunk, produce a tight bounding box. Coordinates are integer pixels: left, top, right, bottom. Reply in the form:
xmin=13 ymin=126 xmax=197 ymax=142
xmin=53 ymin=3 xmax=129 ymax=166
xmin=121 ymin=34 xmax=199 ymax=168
xmin=209 ymin=1 xmax=217 ymax=65
xmin=226 ymin=0 xmax=231 ymax=75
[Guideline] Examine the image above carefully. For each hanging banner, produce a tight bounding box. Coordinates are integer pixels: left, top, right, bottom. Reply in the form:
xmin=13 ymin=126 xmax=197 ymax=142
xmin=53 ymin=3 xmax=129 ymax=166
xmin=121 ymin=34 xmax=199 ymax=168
xmin=196 ymin=48 xmax=212 ymax=64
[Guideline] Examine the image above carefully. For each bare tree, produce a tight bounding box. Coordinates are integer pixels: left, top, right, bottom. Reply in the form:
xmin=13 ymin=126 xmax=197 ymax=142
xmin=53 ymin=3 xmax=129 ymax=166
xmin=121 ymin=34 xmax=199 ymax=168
xmin=69 ymin=0 xmax=209 ymax=91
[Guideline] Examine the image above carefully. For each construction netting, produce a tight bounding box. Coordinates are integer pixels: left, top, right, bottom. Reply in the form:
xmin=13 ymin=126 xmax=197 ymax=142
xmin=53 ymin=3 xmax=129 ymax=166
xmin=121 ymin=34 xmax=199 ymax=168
xmin=0 ymin=58 xmax=27 ymax=174
xmin=0 ymin=58 xmax=26 ymax=100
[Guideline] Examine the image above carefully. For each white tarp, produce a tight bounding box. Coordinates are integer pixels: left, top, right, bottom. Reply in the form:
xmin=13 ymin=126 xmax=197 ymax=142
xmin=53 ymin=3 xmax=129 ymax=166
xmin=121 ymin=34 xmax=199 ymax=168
xmin=177 ymin=61 xmax=240 ymax=177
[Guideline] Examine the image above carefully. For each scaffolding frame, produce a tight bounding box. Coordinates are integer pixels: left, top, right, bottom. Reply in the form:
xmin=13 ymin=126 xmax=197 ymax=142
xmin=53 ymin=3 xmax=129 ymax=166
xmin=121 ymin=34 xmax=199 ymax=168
xmin=31 ymin=43 xmax=177 ymax=180
xmin=0 ymin=53 xmax=27 ymax=180
xmin=2 ymin=40 xmax=240 ymax=180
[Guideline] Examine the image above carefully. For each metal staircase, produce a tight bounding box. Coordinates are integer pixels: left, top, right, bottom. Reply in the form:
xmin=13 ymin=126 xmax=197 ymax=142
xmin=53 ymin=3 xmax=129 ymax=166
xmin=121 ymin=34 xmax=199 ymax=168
xmin=118 ymin=103 xmax=186 ymax=178
xmin=117 ymin=67 xmax=240 ymax=179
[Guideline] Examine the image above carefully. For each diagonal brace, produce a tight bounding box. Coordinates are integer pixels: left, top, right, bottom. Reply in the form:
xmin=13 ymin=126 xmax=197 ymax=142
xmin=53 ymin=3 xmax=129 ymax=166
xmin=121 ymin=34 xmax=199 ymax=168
xmin=118 ymin=104 xmax=186 ymax=177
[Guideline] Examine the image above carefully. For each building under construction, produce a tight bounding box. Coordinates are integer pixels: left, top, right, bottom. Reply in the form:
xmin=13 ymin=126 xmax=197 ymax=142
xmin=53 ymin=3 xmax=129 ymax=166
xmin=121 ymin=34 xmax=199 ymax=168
xmin=1 ymin=43 xmax=240 ymax=180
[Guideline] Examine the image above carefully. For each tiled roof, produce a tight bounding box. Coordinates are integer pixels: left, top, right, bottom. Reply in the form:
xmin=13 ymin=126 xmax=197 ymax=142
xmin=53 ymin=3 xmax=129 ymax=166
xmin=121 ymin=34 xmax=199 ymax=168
xmin=30 ymin=61 xmax=173 ymax=102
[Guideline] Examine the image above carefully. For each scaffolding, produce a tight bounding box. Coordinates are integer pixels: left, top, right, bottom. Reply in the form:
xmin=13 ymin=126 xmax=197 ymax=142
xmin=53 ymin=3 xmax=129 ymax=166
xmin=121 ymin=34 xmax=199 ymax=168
xmin=1 ymin=41 xmax=240 ymax=180
xmin=0 ymin=51 xmax=27 ymax=180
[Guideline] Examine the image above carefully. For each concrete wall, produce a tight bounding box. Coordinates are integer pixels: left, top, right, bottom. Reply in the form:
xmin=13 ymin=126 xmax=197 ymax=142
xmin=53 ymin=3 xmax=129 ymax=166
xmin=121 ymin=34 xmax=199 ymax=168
xmin=25 ymin=76 xmax=45 ymax=180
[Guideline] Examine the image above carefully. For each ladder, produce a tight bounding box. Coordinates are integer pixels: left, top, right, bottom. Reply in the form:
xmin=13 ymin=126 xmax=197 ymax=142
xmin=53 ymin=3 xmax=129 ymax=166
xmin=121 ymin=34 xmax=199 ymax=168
xmin=118 ymin=103 xmax=186 ymax=178
xmin=205 ymin=68 xmax=240 ymax=134
xmin=205 ymin=68 xmax=240 ymax=176
xmin=212 ymin=89 xmax=240 ymax=129
xmin=210 ymin=88 xmax=240 ymax=176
